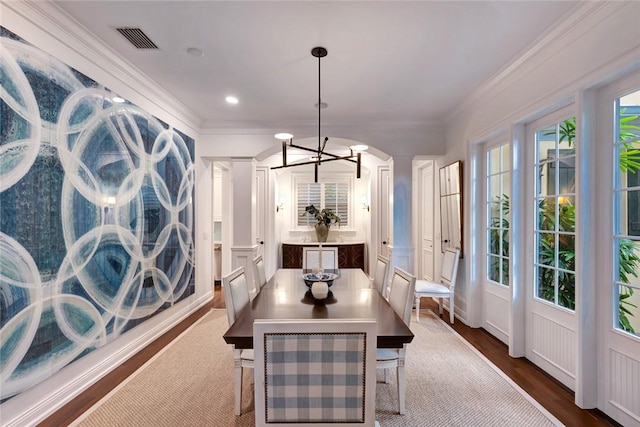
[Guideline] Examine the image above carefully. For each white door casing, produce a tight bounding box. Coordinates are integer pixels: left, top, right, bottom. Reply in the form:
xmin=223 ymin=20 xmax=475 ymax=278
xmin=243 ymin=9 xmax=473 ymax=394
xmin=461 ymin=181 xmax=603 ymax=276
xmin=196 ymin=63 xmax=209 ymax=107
xmin=417 ymin=160 xmax=435 ymax=281
xmin=482 ymin=140 xmax=512 ymax=345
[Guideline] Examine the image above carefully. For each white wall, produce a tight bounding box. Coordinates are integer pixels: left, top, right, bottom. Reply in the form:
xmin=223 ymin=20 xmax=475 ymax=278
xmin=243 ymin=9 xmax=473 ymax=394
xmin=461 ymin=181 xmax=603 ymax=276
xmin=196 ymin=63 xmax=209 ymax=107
xmin=199 ymin=133 xmax=441 ymax=274
xmin=274 ymin=162 xmax=369 ymax=242
xmin=445 ymin=1 xmax=640 ymax=326
xmin=443 ymin=2 xmax=640 ymax=423
xmin=1 ymin=3 xmax=211 ymax=425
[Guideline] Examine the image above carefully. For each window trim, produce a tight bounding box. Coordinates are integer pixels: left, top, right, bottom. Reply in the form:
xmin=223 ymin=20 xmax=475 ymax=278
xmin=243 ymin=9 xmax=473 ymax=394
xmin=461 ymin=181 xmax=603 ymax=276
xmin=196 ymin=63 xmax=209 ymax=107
xmin=485 ymin=140 xmax=511 ymax=287
xmin=531 ymin=112 xmax=578 ymax=311
xmin=292 ymin=173 xmax=355 ymax=231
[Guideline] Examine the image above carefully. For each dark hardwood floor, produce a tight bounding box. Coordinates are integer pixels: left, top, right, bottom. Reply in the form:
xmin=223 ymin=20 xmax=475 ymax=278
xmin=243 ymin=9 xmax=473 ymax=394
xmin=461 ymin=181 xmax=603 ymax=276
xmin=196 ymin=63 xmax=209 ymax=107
xmin=41 ymin=287 xmax=619 ymax=427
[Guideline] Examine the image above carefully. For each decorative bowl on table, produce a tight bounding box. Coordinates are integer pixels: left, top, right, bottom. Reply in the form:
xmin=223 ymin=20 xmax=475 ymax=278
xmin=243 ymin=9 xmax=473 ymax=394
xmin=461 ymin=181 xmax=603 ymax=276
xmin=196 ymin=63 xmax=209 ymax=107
xmin=302 ymin=272 xmax=338 ymax=288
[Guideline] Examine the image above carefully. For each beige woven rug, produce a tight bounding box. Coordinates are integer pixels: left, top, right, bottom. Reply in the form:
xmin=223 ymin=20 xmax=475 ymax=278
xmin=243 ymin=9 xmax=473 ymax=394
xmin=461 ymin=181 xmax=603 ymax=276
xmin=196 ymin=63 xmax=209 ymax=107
xmin=72 ymin=309 xmax=563 ymax=427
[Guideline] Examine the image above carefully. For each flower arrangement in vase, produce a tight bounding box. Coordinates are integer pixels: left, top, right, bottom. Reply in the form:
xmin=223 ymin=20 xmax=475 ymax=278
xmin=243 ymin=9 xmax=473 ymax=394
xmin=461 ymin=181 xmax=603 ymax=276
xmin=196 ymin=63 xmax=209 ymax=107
xmin=302 ymin=205 xmax=340 ymax=242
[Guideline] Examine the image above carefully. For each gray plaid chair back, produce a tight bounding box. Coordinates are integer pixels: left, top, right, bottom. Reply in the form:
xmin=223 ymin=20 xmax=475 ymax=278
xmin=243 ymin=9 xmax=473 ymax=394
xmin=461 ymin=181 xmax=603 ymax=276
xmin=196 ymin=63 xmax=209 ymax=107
xmin=253 ymin=319 xmax=377 ymax=426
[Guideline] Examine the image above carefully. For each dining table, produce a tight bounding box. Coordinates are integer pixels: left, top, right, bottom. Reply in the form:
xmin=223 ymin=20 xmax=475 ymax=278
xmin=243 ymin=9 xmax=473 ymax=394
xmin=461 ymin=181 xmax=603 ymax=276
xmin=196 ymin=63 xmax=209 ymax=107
xmin=223 ymin=268 xmax=414 ymax=349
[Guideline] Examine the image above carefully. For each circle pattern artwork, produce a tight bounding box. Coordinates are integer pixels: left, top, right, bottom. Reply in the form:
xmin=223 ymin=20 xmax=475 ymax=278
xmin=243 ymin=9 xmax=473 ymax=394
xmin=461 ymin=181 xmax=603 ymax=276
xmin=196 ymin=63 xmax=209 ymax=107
xmin=0 ymin=27 xmax=195 ymax=401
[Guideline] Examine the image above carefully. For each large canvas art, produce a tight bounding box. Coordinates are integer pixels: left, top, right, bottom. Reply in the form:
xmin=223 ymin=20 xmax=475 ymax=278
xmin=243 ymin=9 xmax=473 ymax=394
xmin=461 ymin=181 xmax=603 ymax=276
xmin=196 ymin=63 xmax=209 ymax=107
xmin=0 ymin=26 xmax=195 ymax=401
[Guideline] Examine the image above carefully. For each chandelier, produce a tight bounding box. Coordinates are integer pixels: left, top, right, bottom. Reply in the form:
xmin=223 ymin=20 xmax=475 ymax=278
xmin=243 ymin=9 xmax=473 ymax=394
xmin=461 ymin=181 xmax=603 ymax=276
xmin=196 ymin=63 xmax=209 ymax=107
xmin=271 ymin=47 xmax=364 ymax=183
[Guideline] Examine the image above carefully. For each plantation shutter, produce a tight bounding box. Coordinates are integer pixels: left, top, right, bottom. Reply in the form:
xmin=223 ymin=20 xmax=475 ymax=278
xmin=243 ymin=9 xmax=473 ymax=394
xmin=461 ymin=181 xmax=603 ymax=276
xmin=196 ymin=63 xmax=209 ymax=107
xmin=296 ymin=181 xmax=349 ymax=227
xmin=323 ymin=182 xmax=349 ymax=226
xmin=297 ymin=182 xmax=322 ymax=226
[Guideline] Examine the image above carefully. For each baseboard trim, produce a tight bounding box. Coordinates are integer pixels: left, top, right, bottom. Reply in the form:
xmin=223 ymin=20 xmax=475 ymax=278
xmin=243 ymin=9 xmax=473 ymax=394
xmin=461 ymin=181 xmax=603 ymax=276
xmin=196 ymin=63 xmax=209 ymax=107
xmin=3 ymin=293 xmax=212 ymax=427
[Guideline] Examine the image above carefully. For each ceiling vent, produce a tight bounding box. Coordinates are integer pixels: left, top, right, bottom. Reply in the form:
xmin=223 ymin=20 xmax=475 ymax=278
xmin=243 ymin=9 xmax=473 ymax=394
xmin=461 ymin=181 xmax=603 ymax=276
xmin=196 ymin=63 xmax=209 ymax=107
xmin=115 ymin=27 xmax=158 ymax=49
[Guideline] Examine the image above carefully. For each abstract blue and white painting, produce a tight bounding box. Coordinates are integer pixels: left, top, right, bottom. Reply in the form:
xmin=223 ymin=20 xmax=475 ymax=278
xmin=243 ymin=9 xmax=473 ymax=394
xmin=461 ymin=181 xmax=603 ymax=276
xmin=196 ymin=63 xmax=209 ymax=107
xmin=0 ymin=26 xmax=195 ymax=402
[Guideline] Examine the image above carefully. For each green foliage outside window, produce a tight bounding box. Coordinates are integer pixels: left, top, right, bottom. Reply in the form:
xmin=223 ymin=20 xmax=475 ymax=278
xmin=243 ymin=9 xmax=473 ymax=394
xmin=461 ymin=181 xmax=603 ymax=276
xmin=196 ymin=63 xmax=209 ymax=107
xmin=488 ymin=114 xmax=640 ymax=333
xmin=615 ymin=109 xmax=640 ymax=334
xmin=619 ymin=239 xmax=640 ymax=333
xmin=537 ymin=199 xmax=576 ymax=310
xmin=553 ymin=116 xmax=639 ymax=331
xmin=489 ymin=195 xmax=509 ymax=285
xmin=490 ymin=192 xmax=638 ymax=332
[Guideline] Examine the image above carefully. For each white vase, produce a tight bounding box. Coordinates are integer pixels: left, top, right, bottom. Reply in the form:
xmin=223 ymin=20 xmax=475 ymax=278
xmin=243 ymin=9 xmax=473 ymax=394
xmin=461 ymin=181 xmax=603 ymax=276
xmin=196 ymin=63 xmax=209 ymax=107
xmin=311 ymin=281 xmax=329 ymax=299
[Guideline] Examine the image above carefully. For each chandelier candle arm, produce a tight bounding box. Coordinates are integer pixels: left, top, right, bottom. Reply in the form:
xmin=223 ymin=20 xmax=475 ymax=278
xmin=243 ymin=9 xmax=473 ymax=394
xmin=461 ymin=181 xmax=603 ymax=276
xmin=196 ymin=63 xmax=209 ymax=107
xmin=282 ymin=140 xmax=288 ymax=167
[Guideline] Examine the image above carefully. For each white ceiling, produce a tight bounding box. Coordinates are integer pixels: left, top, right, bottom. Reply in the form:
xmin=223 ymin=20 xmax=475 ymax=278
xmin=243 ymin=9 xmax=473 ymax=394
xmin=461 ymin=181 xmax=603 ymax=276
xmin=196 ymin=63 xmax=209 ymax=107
xmin=53 ymin=1 xmax=578 ymax=147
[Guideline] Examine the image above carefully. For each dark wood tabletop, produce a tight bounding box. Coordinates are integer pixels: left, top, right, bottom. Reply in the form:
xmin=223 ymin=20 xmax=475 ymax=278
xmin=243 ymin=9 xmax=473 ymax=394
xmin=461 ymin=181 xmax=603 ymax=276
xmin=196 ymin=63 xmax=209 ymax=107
xmin=223 ymin=268 xmax=414 ymax=349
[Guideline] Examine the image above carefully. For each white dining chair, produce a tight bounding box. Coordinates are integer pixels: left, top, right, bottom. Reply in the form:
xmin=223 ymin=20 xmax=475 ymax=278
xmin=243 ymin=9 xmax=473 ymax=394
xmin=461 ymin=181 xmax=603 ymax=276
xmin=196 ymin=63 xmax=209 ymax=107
xmin=302 ymin=246 xmax=339 ymax=270
xmin=253 ymin=318 xmax=377 ymax=427
xmin=222 ymin=266 xmax=254 ymax=416
xmin=414 ymin=248 xmax=460 ymax=324
xmin=252 ymin=254 xmax=267 ymax=291
xmin=371 ymin=255 xmax=390 ymax=299
xmin=376 ymin=267 xmax=415 ymax=415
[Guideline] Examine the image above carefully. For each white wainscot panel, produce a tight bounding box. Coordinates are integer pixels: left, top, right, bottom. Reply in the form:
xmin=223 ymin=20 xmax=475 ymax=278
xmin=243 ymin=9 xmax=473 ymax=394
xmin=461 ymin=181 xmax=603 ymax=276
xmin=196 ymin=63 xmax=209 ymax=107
xmin=483 ymin=287 xmax=509 ymax=344
xmin=532 ymin=313 xmax=576 ymax=379
xmin=609 ymin=348 xmax=640 ymax=422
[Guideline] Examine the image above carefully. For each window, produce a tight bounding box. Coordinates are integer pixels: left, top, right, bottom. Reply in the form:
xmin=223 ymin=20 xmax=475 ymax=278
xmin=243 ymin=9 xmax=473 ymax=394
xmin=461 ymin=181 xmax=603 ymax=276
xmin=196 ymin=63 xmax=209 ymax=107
xmin=487 ymin=143 xmax=510 ymax=286
xmin=534 ymin=117 xmax=577 ymax=310
xmin=296 ymin=176 xmax=350 ymax=227
xmin=613 ymin=90 xmax=640 ymax=336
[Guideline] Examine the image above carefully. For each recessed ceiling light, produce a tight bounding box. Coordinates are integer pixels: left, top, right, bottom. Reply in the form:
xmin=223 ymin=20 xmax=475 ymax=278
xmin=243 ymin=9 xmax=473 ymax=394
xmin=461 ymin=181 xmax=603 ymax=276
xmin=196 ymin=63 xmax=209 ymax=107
xmin=186 ymin=47 xmax=204 ymax=57
xmin=274 ymin=132 xmax=294 ymax=140
xmin=225 ymin=96 xmax=239 ymax=104
xmin=350 ymin=144 xmax=369 ymax=151
xmin=112 ymin=96 xmax=125 ymax=103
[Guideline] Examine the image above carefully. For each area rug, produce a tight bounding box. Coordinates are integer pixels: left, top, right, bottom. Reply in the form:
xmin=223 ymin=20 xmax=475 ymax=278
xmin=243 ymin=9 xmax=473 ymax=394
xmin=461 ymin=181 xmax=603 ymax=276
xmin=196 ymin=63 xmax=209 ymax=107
xmin=72 ymin=309 xmax=563 ymax=427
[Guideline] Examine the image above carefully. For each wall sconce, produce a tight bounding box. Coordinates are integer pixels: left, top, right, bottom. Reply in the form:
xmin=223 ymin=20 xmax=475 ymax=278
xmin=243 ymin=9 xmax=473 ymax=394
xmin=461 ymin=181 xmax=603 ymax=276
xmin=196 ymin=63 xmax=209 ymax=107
xmin=276 ymin=197 xmax=286 ymax=212
xmin=361 ymin=195 xmax=370 ymax=212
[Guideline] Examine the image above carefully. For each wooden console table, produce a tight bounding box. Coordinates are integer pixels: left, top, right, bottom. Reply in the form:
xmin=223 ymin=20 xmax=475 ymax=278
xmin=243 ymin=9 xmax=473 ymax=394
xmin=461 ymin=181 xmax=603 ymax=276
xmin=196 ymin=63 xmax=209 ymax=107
xmin=281 ymin=242 xmax=366 ymax=271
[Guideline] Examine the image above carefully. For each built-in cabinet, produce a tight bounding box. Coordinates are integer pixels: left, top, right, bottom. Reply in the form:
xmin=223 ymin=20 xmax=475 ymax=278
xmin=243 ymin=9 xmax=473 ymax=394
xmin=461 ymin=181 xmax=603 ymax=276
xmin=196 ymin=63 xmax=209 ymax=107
xmin=281 ymin=242 xmax=366 ymax=272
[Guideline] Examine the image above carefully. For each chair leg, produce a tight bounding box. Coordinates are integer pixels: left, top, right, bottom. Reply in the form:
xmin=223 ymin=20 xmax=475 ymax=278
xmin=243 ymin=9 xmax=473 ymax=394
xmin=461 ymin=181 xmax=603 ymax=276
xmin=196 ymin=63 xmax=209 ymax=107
xmin=234 ymin=365 xmax=243 ymax=415
xmin=397 ymin=364 xmax=406 ymax=415
xmin=449 ymin=297 xmax=455 ymax=324
xmin=415 ymin=296 xmax=420 ymax=322
xmin=438 ymin=297 xmax=444 ymax=314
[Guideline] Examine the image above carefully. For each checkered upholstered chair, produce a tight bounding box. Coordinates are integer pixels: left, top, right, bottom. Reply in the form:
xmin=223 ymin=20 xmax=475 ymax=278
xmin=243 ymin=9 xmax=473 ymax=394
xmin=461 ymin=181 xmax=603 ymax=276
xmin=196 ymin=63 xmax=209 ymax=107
xmin=222 ymin=266 xmax=254 ymax=416
xmin=371 ymin=255 xmax=390 ymax=299
xmin=252 ymin=255 xmax=267 ymax=292
xmin=414 ymin=248 xmax=460 ymax=324
xmin=253 ymin=319 xmax=377 ymax=427
xmin=377 ymin=267 xmax=416 ymax=415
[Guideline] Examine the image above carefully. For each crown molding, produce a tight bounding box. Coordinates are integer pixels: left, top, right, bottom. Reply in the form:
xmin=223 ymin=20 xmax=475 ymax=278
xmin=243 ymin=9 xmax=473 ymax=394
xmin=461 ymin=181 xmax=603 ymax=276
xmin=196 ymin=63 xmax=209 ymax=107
xmin=200 ymin=118 xmax=442 ymax=136
xmin=448 ymin=1 xmax=614 ymax=123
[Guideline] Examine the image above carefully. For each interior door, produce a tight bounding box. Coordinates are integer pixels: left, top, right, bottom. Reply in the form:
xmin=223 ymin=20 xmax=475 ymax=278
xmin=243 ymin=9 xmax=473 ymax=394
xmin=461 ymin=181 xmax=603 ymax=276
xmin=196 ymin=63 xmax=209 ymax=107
xmin=255 ymin=167 xmax=267 ymax=259
xmin=595 ymin=74 xmax=640 ymax=426
xmin=378 ymin=167 xmax=391 ymax=259
xmin=212 ymin=165 xmax=223 ymax=282
xmin=482 ymin=141 xmax=511 ymax=345
xmin=524 ymin=107 xmax=577 ymax=391
xmin=420 ymin=161 xmax=434 ymax=280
